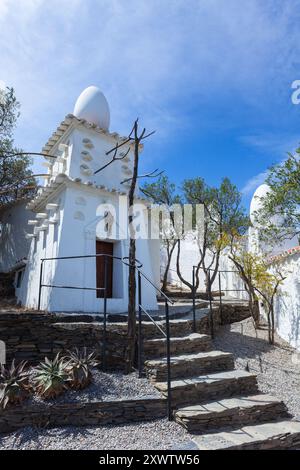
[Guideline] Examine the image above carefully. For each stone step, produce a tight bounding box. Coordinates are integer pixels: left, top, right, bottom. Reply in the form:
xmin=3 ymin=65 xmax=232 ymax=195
xmin=174 ymin=394 xmax=289 ymax=432
xmin=141 ymin=318 xmax=194 ymax=339
xmin=154 ymin=370 xmax=258 ymax=406
xmin=192 ymin=420 xmax=300 ymax=450
xmin=145 ymin=351 xmax=234 ymax=381
xmin=143 ymin=333 xmax=212 ymax=359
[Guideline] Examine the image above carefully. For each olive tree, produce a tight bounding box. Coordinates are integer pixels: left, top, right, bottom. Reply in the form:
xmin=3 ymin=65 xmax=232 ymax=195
xmin=177 ymin=177 xmax=249 ymax=297
xmin=255 ymin=148 xmax=300 ymax=246
xmin=0 ymin=87 xmax=36 ymax=205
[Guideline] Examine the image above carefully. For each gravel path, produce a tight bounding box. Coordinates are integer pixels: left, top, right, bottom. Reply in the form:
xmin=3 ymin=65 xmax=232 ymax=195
xmin=3 ymin=316 xmax=300 ymax=450
xmin=0 ymin=420 xmax=191 ymax=450
xmin=29 ymin=370 xmax=160 ymax=406
xmin=213 ymin=318 xmax=300 ymax=420
xmin=0 ymin=370 xmax=191 ymax=450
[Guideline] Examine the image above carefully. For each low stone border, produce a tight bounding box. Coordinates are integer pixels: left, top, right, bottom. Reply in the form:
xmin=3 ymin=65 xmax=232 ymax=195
xmin=0 ymin=396 xmax=167 ymax=434
xmin=0 ymin=303 xmax=250 ymax=365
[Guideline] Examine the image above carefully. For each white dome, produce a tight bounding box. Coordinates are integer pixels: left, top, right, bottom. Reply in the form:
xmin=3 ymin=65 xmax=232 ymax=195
xmin=73 ymin=86 xmax=110 ymax=130
xmin=250 ymin=183 xmax=271 ymax=224
xmin=250 ymin=183 xmax=271 ymax=225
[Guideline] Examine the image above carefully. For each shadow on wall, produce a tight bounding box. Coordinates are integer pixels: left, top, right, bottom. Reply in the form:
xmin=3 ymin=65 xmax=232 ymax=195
xmin=274 ymin=255 xmax=300 ymax=350
xmin=0 ymin=203 xmax=32 ymax=273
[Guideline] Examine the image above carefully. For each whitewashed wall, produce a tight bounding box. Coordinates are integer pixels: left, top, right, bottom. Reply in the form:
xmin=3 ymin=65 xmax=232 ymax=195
xmin=17 ymin=190 xmax=65 ymax=309
xmin=161 ymin=235 xmax=247 ymax=297
xmin=19 ymin=184 xmax=158 ymax=313
xmin=270 ymin=252 xmax=300 ymax=350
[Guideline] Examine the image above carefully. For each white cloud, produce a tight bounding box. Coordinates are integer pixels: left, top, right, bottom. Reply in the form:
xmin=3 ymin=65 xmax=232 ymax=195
xmin=240 ymin=132 xmax=300 ymax=196
xmin=0 ymin=0 xmax=300 ymax=154
xmin=241 ymin=171 xmax=268 ymax=195
xmin=240 ymin=134 xmax=300 ymax=158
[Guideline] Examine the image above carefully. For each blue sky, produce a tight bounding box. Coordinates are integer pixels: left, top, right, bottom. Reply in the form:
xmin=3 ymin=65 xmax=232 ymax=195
xmin=1 ymin=0 xmax=300 ymax=209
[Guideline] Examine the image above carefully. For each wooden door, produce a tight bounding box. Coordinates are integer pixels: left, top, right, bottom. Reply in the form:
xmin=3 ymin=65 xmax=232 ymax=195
xmin=96 ymin=241 xmax=113 ymax=298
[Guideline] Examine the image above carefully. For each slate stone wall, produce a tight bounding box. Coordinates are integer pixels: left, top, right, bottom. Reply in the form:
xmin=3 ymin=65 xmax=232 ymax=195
xmin=0 ymin=303 xmax=250 ymax=366
xmin=0 ymin=397 xmax=167 ymax=434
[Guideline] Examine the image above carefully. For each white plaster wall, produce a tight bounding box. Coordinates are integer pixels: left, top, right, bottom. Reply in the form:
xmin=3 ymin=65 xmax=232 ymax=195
xmin=161 ymin=235 xmax=220 ymax=292
xmin=18 ymin=118 xmax=159 ymax=314
xmin=0 ymin=202 xmax=33 ymax=272
xmin=48 ymin=126 xmax=136 ymax=194
xmin=149 ymin=239 xmax=161 ymax=288
xmin=271 ymin=253 xmax=300 ymax=350
xmin=17 ymin=190 xmax=65 ymax=308
xmin=161 ymin=236 xmax=248 ymax=300
xmin=218 ymin=253 xmax=249 ymax=300
xmin=21 ymin=182 xmax=158 ymax=313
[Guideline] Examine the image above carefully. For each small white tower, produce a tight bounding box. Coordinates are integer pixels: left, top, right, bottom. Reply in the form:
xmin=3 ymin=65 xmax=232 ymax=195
xmin=18 ymin=86 xmax=159 ymax=314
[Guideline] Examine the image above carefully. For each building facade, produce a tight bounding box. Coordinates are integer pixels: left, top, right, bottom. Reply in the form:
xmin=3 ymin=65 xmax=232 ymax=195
xmin=8 ymin=86 xmax=159 ymax=313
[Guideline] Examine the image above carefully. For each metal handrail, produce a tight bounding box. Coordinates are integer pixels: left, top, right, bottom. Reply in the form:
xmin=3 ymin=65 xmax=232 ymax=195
xmin=191 ymin=264 xmax=249 ymax=338
xmin=138 ymin=304 xmax=167 ymax=338
xmin=40 ymin=253 xmax=173 ymax=304
xmin=137 ymin=280 xmax=172 ymax=421
xmin=126 ymin=256 xmax=174 ymax=306
xmin=38 ymin=251 xmax=173 ymax=421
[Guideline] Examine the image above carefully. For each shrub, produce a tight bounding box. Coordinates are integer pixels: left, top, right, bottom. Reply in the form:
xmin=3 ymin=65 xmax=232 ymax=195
xmin=66 ymin=348 xmax=99 ymax=390
xmin=32 ymin=353 xmax=69 ymax=399
xmin=0 ymin=360 xmax=30 ymax=409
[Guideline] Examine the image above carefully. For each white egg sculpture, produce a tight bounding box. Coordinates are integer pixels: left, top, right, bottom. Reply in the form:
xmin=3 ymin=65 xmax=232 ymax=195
xmin=73 ymin=86 xmax=110 ymax=130
xmin=249 ymin=183 xmax=271 ymax=226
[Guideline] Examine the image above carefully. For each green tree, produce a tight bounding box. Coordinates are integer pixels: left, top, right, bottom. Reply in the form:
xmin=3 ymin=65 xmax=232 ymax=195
xmin=255 ymin=148 xmax=300 ymax=246
xmin=228 ymin=235 xmax=285 ymax=343
xmin=179 ymin=177 xmax=249 ymax=297
xmin=0 ymin=87 xmax=35 ymax=205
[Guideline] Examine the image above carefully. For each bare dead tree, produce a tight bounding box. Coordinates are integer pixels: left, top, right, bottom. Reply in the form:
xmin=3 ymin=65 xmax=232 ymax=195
xmin=95 ymin=119 xmax=158 ymax=373
xmin=94 ymin=144 xmax=131 ymax=175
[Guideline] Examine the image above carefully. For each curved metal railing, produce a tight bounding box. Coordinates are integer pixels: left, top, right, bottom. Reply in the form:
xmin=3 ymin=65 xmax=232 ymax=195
xmin=38 ymin=252 xmax=174 ymax=420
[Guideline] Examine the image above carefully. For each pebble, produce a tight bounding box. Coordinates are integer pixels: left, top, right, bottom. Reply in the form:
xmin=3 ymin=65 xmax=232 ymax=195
xmin=213 ymin=318 xmax=300 ymax=420
xmin=0 ymin=420 xmax=191 ymax=450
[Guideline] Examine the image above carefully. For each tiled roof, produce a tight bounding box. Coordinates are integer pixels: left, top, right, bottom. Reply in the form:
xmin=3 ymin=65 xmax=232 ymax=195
xmin=269 ymin=245 xmax=300 ymax=263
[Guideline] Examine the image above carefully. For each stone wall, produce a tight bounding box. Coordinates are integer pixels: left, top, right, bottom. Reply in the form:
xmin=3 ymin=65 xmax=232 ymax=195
xmin=219 ymin=302 xmax=251 ymax=325
xmin=0 ymin=303 xmax=250 ymax=366
xmin=0 ymin=312 xmax=128 ymax=366
xmin=0 ymin=397 xmax=167 ymax=434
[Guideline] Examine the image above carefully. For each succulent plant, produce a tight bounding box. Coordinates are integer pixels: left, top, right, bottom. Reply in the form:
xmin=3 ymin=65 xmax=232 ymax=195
xmin=66 ymin=348 xmax=99 ymax=390
xmin=0 ymin=360 xmax=30 ymax=409
xmin=32 ymin=353 xmax=69 ymax=399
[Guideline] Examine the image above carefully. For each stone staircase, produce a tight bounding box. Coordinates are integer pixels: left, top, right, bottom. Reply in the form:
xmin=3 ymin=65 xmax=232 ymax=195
xmin=142 ymin=319 xmax=300 ymax=450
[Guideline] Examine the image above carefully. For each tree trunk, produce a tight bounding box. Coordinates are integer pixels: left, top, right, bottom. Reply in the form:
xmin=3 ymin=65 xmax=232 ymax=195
xmin=161 ymin=241 xmax=177 ymax=292
xmin=126 ymin=237 xmax=137 ymax=373
xmin=176 ymin=239 xmax=194 ymax=293
xmin=125 ymin=121 xmax=139 ymax=374
xmin=270 ymin=304 xmax=275 ymax=345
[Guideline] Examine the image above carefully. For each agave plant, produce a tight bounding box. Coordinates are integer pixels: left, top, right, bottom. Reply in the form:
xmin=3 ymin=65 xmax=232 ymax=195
xmin=0 ymin=360 xmax=30 ymax=409
xmin=32 ymin=353 xmax=69 ymax=399
xmin=66 ymin=348 xmax=99 ymax=390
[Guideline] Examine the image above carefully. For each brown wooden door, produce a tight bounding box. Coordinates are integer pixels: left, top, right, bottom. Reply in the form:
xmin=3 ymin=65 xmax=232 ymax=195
xmin=96 ymin=241 xmax=113 ymax=298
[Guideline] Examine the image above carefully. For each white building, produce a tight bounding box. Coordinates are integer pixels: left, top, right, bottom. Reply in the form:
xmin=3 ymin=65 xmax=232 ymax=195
xmin=0 ymin=199 xmax=34 ymax=280
xmin=160 ymin=182 xmax=300 ymax=350
xmin=0 ymin=86 xmax=160 ymax=314
xmin=248 ymin=183 xmax=300 ymax=349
